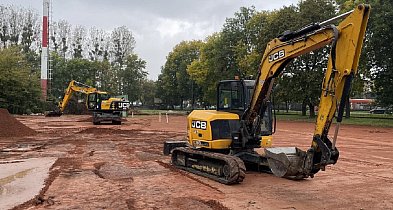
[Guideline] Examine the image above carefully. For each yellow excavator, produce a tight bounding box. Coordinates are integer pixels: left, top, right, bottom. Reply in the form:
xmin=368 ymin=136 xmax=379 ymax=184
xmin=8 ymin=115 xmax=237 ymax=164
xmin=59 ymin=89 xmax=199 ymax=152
xmin=46 ymin=80 xmax=130 ymax=125
xmin=164 ymin=5 xmax=370 ymax=184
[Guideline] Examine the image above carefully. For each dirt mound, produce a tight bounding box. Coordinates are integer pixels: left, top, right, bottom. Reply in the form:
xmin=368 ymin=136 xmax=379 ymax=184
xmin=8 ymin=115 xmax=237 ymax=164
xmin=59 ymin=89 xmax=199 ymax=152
xmin=0 ymin=109 xmax=36 ymax=137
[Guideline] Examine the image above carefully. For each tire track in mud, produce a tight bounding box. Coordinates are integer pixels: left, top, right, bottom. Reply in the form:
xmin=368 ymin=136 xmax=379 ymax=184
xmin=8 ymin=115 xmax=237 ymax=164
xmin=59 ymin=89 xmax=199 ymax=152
xmin=338 ymin=157 xmax=387 ymax=167
xmin=328 ymin=164 xmax=393 ymax=184
xmin=338 ymin=157 xmax=393 ymax=184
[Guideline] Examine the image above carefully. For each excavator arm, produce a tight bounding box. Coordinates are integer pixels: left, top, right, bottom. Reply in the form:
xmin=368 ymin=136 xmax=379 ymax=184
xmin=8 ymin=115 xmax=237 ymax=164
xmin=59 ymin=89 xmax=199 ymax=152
xmin=241 ymin=5 xmax=370 ymax=177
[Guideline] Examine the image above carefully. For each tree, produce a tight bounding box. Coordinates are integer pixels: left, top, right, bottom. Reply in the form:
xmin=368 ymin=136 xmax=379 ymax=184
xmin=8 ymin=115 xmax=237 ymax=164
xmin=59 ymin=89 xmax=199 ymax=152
xmin=20 ymin=9 xmax=40 ymax=74
xmin=50 ymin=53 xmax=98 ymax=99
xmin=235 ymin=10 xmax=271 ymax=77
xmin=271 ymin=0 xmax=336 ymax=117
xmin=50 ymin=20 xmax=71 ymax=58
xmin=120 ymin=54 xmax=147 ymax=102
xmin=0 ymin=47 xmax=41 ymax=113
xmin=246 ymin=5 xmax=301 ymax=113
xmin=140 ymin=80 xmax=156 ymax=107
xmin=221 ymin=7 xmax=257 ymax=77
xmin=368 ymin=0 xmax=393 ymax=109
xmin=109 ymin=26 xmax=136 ymax=94
xmin=0 ymin=4 xmax=148 ymax=114
xmin=0 ymin=5 xmax=40 ymax=50
xmin=87 ymin=27 xmax=110 ymax=61
xmin=110 ymin=26 xmax=135 ymax=65
xmin=187 ymin=34 xmax=228 ymax=105
xmin=8 ymin=6 xmax=23 ymax=46
xmin=158 ymin=40 xmax=203 ymax=108
xmin=188 ymin=0 xmax=339 ymax=115
xmin=71 ymin=25 xmax=86 ymax=59
xmin=336 ymin=0 xmax=393 ymax=111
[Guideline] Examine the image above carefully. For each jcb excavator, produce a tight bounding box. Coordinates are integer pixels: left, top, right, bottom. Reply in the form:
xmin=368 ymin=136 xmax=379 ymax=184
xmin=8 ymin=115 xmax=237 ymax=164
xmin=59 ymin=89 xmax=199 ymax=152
xmin=46 ymin=80 xmax=130 ymax=125
xmin=164 ymin=5 xmax=370 ymax=184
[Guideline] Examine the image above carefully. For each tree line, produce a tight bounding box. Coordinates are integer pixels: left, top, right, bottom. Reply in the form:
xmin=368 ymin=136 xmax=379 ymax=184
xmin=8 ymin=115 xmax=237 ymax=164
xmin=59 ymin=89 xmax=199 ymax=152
xmin=0 ymin=4 xmax=151 ymax=114
xmin=157 ymin=0 xmax=393 ymax=115
xmin=1 ymin=1 xmax=392 ymax=114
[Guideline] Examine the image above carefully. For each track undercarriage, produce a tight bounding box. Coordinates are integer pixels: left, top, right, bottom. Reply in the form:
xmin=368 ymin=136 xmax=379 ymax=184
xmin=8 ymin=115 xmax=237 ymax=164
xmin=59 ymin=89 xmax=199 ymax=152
xmin=171 ymin=147 xmax=246 ymax=184
xmin=168 ymin=143 xmax=320 ymax=184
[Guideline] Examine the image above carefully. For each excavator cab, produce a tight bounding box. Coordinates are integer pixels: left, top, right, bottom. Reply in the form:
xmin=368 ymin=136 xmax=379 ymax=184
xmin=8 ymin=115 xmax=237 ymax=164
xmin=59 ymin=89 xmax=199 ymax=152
xmin=87 ymin=92 xmax=111 ymax=110
xmin=217 ymin=80 xmax=274 ymax=138
xmin=217 ymin=80 xmax=248 ymax=113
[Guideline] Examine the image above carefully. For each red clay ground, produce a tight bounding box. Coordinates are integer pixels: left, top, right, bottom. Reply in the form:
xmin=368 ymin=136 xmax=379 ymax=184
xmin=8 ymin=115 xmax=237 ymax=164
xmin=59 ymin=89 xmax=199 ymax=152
xmin=1 ymin=114 xmax=393 ymax=209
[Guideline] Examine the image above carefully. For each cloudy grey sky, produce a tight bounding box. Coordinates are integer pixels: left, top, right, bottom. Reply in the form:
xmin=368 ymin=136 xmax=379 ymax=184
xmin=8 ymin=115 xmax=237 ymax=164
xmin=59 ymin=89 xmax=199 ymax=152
xmin=2 ymin=0 xmax=298 ymax=80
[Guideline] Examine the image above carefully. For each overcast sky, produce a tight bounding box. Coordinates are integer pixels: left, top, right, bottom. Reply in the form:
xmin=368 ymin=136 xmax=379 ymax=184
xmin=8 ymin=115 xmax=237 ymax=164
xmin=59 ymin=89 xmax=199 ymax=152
xmin=2 ymin=0 xmax=299 ymax=80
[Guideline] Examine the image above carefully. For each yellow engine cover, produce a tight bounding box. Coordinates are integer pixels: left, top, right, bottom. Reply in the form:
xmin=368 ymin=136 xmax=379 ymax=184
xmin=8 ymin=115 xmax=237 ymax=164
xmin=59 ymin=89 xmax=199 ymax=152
xmin=187 ymin=110 xmax=272 ymax=150
xmin=100 ymin=99 xmax=113 ymax=110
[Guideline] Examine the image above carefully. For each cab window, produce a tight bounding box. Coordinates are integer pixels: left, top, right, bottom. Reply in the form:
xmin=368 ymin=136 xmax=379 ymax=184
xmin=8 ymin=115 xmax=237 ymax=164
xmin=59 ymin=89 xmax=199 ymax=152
xmin=218 ymin=81 xmax=244 ymax=110
xmin=99 ymin=93 xmax=111 ymax=100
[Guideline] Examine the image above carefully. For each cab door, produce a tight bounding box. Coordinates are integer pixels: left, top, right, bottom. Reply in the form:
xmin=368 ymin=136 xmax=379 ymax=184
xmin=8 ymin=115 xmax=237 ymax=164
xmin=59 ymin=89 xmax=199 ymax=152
xmin=87 ymin=93 xmax=98 ymax=111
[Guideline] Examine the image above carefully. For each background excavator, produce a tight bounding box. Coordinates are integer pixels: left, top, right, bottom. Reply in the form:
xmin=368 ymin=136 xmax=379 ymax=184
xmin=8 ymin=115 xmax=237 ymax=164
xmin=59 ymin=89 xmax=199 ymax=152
xmin=46 ymin=80 xmax=130 ymax=125
xmin=164 ymin=4 xmax=370 ymax=184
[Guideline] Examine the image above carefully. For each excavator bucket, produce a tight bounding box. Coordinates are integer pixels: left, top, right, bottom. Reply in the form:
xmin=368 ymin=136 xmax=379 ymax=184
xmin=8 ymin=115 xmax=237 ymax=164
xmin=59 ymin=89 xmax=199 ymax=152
xmin=264 ymin=147 xmax=309 ymax=179
xmin=44 ymin=110 xmax=62 ymax=117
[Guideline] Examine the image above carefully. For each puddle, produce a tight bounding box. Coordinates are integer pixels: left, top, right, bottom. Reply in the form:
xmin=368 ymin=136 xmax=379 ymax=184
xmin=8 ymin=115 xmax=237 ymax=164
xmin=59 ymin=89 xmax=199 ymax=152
xmin=0 ymin=157 xmax=57 ymax=209
xmin=1 ymin=143 xmax=45 ymax=152
xmin=0 ymin=168 xmax=34 ymax=187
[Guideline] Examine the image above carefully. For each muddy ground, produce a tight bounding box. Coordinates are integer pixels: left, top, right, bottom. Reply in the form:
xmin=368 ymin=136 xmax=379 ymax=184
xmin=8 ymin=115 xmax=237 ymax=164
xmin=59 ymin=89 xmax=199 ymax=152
xmin=1 ymin=114 xmax=393 ymax=210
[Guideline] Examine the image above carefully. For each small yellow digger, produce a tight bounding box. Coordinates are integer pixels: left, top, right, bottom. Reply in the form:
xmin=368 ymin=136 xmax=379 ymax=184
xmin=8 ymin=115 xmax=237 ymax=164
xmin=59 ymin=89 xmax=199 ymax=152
xmin=46 ymin=80 xmax=130 ymax=125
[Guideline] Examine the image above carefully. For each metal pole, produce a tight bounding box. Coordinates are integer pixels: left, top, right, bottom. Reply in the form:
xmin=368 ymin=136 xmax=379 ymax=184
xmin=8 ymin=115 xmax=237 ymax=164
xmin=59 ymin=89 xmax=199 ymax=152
xmin=41 ymin=0 xmax=50 ymax=101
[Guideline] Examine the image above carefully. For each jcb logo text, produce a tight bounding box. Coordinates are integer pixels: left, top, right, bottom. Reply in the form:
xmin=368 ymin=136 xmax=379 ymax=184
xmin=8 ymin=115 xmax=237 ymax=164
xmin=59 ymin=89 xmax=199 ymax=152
xmin=118 ymin=102 xmax=130 ymax=109
xmin=268 ymin=50 xmax=285 ymax=62
xmin=191 ymin=120 xmax=207 ymax=130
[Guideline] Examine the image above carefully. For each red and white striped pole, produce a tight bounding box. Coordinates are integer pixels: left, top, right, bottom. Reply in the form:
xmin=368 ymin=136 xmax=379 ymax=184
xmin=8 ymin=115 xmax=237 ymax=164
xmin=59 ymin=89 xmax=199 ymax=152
xmin=41 ymin=0 xmax=49 ymax=100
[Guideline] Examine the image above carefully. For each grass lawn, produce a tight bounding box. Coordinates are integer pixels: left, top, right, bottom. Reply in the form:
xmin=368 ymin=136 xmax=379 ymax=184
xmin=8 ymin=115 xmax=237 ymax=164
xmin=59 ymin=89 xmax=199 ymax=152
xmin=276 ymin=112 xmax=393 ymax=127
xmin=131 ymin=109 xmax=393 ymax=127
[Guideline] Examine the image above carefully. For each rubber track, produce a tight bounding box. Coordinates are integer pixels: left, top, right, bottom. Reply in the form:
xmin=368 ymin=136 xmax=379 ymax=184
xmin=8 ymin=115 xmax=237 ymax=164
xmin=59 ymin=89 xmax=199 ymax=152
xmin=171 ymin=147 xmax=246 ymax=185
